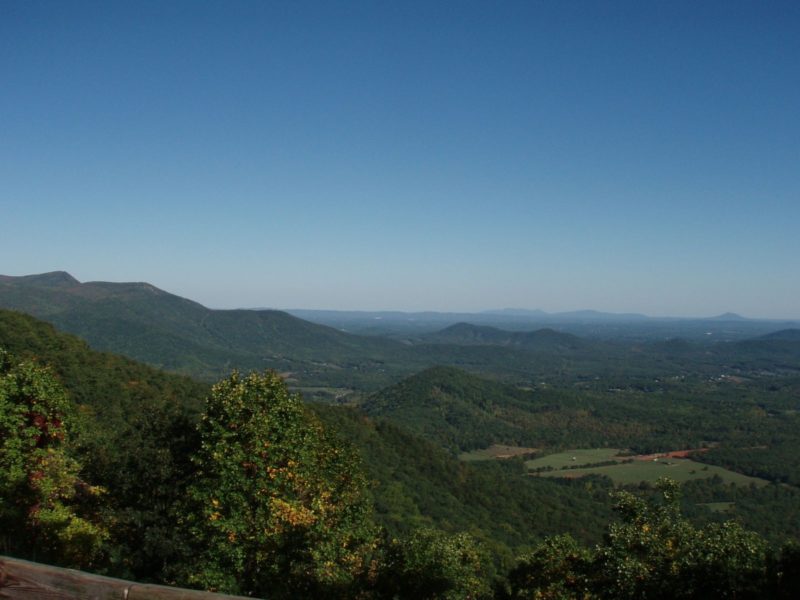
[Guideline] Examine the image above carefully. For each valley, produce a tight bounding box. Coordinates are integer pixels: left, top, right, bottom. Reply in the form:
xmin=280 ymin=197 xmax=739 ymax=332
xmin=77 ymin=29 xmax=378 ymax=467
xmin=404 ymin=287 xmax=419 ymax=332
xmin=2 ymin=272 xmax=800 ymax=596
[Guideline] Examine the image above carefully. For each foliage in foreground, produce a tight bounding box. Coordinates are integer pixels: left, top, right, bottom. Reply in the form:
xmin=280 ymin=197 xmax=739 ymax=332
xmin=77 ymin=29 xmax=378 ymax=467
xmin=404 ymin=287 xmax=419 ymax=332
xmin=181 ymin=370 xmax=377 ymax=597
xmin=371 ymin=527 xmax=492 ymax=600
xmin=0 ymin=350 xmax=106 ymax=567
xmin=507 ymin=478 xmax=799 ymax=599
xmin=0 ymin=347 xmax=486 ymax=597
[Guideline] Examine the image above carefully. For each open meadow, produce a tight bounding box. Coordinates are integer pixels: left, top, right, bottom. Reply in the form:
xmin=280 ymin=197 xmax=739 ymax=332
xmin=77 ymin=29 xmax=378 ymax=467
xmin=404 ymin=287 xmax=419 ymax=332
xmin=527 ymin=448 xmax=769 ymax=486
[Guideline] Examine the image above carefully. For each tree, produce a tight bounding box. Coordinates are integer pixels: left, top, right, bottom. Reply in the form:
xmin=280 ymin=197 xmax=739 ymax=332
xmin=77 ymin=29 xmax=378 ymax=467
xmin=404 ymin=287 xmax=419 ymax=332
xmin=507 ymin=479 xmax=771 ymax=600
xmin=0 ymin=349 xmax=106 ymax=567
xmin=182 ymin=370 xmax=376 ymax=598
xmin=507 ymin=534 xmax=592 ymax=599
xmin=594 ymin=478 xmax=767 ymax=599
xmin=774 ymin=541 xmax=800 ymax=599
xmin=371 ymin=527 xmax=492 ymax=600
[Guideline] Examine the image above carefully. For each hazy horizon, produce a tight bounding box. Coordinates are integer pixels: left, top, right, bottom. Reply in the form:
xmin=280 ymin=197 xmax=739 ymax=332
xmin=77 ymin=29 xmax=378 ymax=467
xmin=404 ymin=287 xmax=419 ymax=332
xmin=3 ymin=2 xmax=798 ymax=319
xmin=2 ymin=269 xmax=798 ymax=322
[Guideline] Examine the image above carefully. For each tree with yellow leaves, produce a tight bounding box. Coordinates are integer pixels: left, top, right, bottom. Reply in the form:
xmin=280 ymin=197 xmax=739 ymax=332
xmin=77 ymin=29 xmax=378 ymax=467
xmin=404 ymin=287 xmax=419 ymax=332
xmin=182 ymin=371 xmax=375 ymax=598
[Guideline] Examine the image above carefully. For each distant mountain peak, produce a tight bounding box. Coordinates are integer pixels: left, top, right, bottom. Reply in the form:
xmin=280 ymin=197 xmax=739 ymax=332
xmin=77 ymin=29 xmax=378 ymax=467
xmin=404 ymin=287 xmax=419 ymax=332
xmin=0 ymin=271 xmax=79 ymax=287
xmin=709 ymin=312 xmax=748 ymax=321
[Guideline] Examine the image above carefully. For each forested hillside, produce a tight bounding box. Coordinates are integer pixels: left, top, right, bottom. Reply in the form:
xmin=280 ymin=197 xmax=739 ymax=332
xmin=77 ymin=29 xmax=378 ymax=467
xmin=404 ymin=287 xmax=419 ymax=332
xmin=0 ymin=310 xmax=612 ymax=569
xmin=0 ymin=272 xmax=408 ymax=387
xmin=3 ymin=319 xmax=800 ymax=598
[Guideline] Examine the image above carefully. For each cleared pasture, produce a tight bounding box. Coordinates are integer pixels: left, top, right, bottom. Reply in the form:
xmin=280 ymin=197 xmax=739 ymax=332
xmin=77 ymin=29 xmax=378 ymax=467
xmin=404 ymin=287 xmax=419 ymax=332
xmin=533 ymin=457 xmax=768 ymax=487
xmin=524 ymin=448 xmax=624 ymax=470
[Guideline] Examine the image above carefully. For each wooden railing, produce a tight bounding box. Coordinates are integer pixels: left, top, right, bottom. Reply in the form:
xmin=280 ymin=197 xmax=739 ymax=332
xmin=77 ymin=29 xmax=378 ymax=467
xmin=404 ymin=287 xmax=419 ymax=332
xmin=0 ymin=556 xmax=252 ymax=600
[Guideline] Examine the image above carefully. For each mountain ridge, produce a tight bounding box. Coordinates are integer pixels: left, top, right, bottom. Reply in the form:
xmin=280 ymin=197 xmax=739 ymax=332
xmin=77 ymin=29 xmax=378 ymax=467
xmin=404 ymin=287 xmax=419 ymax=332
xmin=3 ymin=272 xmax=798 ymax=389
xmin=0 ymin=271 xmax=406 ymax=384
xmin=0 ymin=270 xmax=80 ymax=287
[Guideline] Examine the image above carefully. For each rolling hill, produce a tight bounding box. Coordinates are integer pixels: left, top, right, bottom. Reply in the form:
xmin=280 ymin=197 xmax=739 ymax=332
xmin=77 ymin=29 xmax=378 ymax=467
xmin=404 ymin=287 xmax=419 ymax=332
xmin=358 ymin=365 xmax=678 ymax=453
xmin=360 ymin=366 xmax=541 ymax=451
xmin=424 ymin=322 xmax=588 ymax=351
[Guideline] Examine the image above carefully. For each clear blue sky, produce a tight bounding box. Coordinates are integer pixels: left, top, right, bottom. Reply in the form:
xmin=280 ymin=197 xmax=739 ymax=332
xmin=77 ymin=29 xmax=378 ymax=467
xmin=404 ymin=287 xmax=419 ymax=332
xmin=2 ymin=1 xmax=798 ymax=317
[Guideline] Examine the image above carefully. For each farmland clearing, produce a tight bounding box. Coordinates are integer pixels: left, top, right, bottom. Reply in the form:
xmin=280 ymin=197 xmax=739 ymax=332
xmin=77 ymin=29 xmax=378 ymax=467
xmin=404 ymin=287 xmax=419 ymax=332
xmin=526 ymin=448 xmax=769 ymax=487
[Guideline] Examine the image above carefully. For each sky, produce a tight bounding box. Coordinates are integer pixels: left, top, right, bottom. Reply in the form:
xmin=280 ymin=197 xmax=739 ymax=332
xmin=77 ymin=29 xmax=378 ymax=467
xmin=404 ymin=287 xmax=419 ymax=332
xmin=1 ymin=1 xmax=798 ymax=318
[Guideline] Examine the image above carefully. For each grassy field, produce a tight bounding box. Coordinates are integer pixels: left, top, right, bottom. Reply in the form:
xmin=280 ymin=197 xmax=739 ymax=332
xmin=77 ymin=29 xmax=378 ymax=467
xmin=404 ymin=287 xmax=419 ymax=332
xmin=532 ymin=455 xmax=768 ymax=487
xmin=524 ymin=448 xmax=624 ymax=470
xmin=459 ymin=444 xmax=538 ymax=462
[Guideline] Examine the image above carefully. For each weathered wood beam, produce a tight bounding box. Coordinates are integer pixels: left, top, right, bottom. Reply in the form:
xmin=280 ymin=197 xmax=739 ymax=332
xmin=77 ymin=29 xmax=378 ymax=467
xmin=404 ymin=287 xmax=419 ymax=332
xmin=0 ymin=556 xmax=253 ymax=600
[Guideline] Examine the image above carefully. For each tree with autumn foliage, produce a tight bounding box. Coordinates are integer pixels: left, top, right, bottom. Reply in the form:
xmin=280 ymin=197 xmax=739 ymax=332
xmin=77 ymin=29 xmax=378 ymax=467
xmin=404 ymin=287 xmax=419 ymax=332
xmin=0 ymin=349 xmax=107 ymax=567
xmin=181 ymin=370 xmax=376 ymax=598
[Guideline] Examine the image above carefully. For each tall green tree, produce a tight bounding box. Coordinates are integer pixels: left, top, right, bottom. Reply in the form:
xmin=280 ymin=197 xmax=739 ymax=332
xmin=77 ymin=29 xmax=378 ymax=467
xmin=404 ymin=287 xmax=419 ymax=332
xmin=0 ymin=349 xmax=106 ymax=567
xmin=182 ymin=370 xmax=376 ymax=598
